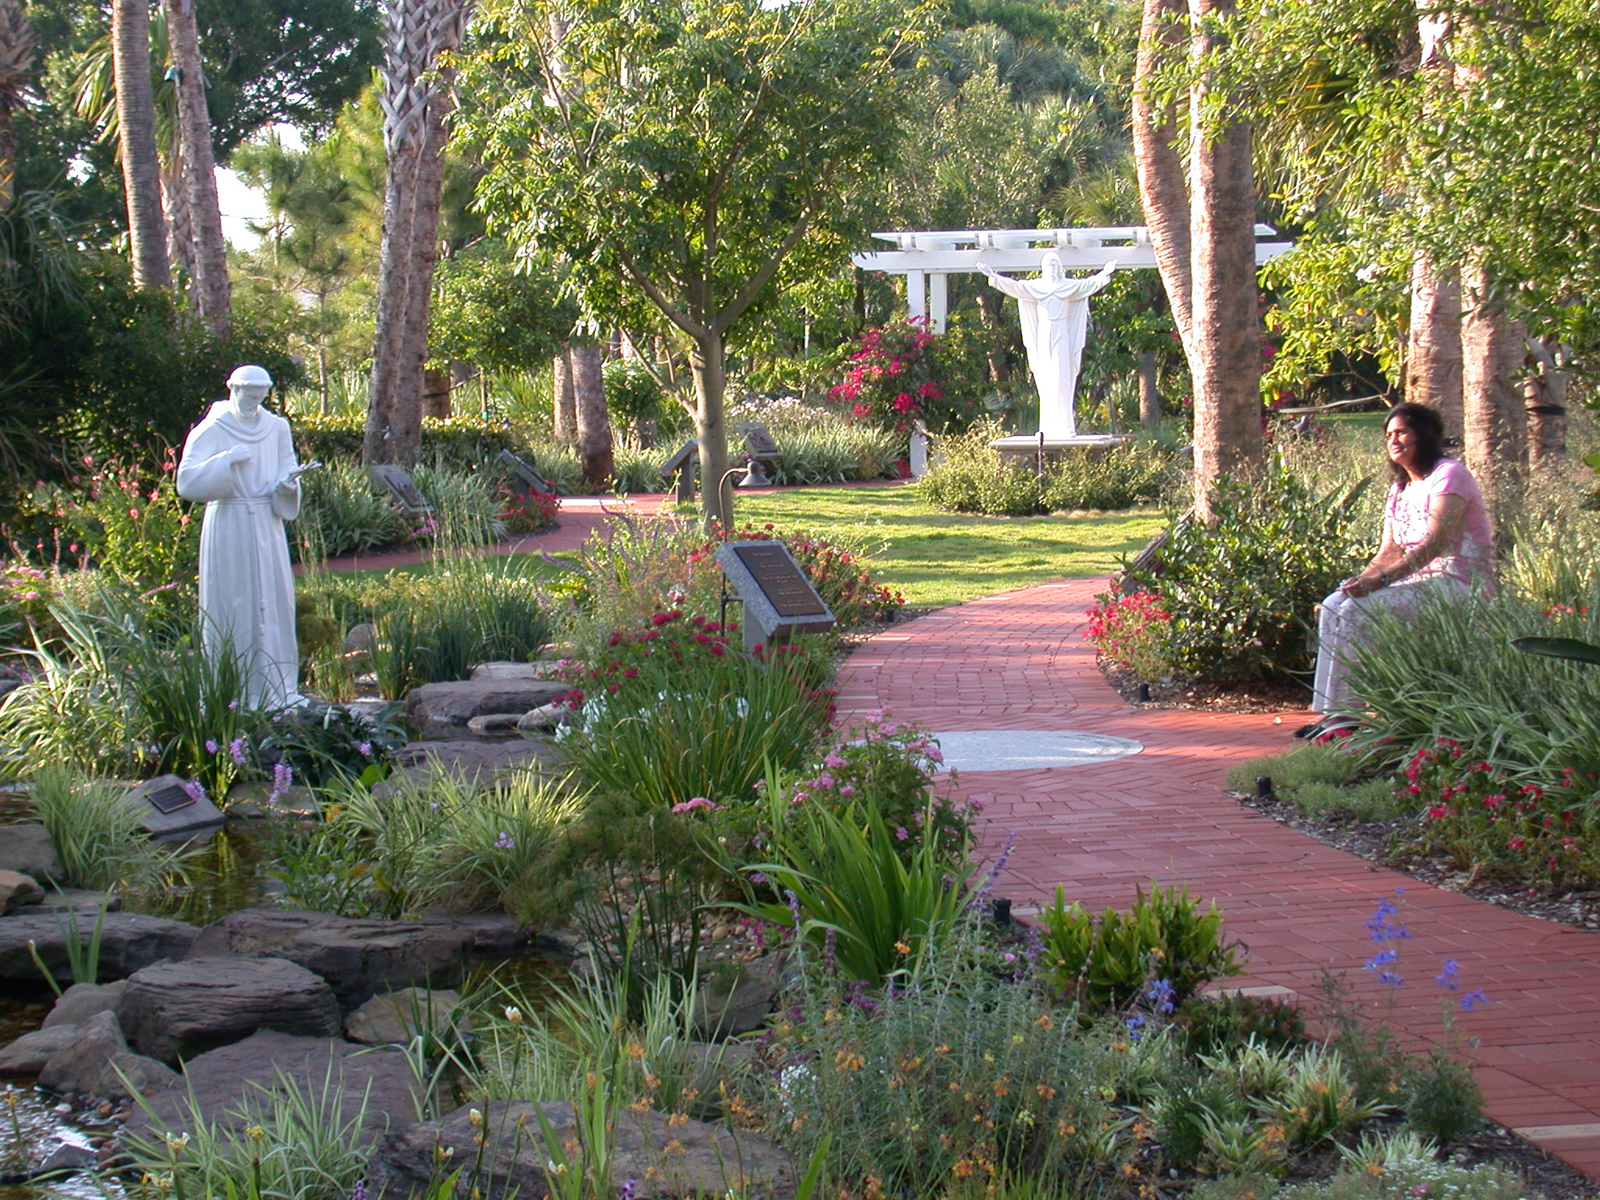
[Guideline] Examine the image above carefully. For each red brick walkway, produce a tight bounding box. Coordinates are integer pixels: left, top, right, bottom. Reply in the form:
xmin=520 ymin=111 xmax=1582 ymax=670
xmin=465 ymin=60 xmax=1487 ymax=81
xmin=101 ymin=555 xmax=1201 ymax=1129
xmin=836 ymin=576 xmax=1600 ymax=1179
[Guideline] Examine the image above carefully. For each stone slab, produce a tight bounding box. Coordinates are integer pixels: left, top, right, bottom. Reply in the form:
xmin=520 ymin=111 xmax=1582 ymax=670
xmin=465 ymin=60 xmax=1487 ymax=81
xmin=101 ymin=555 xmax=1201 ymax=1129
xmin=928 ymin=729 xmax=1142 ymax=772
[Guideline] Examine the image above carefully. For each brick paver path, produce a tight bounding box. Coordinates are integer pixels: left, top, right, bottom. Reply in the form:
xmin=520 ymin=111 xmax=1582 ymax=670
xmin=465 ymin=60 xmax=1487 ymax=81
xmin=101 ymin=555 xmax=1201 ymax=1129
xmin=835 ymin=576 xmax=1600 ymax=1179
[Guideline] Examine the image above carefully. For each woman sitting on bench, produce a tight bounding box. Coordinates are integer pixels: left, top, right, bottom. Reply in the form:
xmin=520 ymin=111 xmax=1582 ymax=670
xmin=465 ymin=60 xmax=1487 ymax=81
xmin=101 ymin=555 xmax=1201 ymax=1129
xmin=1299 ymin=402 xmax=1495 ymax=739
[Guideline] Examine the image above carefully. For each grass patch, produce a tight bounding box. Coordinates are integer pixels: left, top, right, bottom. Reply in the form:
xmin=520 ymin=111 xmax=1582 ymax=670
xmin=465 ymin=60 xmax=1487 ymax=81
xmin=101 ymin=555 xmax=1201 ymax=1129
xmin=713 ymin=484 xmax=1164 ymax=608
xmin=1227 ymin=745 xmax=1404 ymax=823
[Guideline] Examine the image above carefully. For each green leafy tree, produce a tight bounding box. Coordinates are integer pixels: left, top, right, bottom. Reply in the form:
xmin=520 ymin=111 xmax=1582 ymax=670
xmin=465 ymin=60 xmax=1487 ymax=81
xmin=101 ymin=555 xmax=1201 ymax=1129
xmin=462 ymin=0 xmax=938 ymax=529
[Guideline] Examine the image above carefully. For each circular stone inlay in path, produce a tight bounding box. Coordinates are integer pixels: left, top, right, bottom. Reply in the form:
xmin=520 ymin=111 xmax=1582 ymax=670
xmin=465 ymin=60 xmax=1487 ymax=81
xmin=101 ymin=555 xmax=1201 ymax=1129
xmin=931 ymin=730 xmax=1143 ymax=773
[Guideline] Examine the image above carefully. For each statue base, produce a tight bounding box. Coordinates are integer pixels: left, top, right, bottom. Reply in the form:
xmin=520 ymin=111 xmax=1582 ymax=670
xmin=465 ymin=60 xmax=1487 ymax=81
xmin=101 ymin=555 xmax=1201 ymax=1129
xmin=988 ymin=433 xmax=1136 ymax=467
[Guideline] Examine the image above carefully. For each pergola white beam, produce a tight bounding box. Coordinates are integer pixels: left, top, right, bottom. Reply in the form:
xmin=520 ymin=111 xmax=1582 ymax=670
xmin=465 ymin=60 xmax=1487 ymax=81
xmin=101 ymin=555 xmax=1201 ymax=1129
xmin=852 ymin=225 xmax=1293 ymax=332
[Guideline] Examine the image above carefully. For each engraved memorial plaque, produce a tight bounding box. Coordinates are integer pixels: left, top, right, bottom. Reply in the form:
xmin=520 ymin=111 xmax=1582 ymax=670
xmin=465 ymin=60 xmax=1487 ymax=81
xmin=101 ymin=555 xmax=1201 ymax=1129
xmin=740 ymin=423 xmax=780 ymax=460
xmin=370 ymin=465 xmax=434 ymax=515
xmin=732 ymin=543 xmax=828 ymax=617
xmin=497 ymin=450 xmax=550 ymax=496
xmin=144 ymin=781 xmax=197 ymax=814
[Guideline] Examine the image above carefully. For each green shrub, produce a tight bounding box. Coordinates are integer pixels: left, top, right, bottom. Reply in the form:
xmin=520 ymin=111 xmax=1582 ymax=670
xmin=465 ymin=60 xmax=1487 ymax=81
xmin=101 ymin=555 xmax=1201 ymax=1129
xmin=1038 ymin=882 xmax=1242 ymax=1011
xmin=1127 ymin=466 xmax=1370 ymax=683
xmin=734 ymin=785 xmax=977 ymax=985
xmin=763 ymin=422 xmax=904 ymax=485
xmin=291 ymin=413 xmax=531 ymax=475
xmin=602 ymin=358 xmax=668 ymax=439
xmin=367 ymin=556 xmax=553 ymax=697
xmin=917 ymin=423 xmax=1046 ymax=516
xmin=1041 ymin=440 xmax=1175 ymax=511
xmin=294 ymin=459 xmax=408 ymax=561
xmin=553 ymin=608 xmax=834 ymax=809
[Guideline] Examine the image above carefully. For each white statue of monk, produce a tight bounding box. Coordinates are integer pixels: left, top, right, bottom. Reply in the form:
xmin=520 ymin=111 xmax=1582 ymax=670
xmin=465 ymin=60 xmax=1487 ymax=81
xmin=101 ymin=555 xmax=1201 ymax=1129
xmin=978 ymin=252 xmax=1117 ymax=439
xmin=176 ymin=364 xmax=305 ymax=709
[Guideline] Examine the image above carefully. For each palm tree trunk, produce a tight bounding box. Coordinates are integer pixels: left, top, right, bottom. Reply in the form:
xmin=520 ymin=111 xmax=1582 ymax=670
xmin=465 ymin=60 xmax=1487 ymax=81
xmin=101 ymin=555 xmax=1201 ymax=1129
xmin=552 ymin=345 xmax=577 ymax=445
xmin=571 ymin=340 xmax=613 ymax=490
xmin=0 ymin=0 xmax=34 ymax=211
xmin=1522 ymin=336 xmax=1567 ymax=471
xmin=1460 ymin=264 xmax=1525 ymax=513
xmin=165 ymin=0 xmax=230 ymax=337
xmin=365 ymin=131 xmax=419 ymax=464
xmin=112 ymin=0 xmax=171 ymax=288
xmin=1187 ymin=0 xmax=1262 ymax=519
xmin=1138 ymin=351 xmax=1161 ymax=428
xmin=1404 ymin=253 xmax=1462 ymax=443
xmin=1133 ymin=0 xmax=1194 ymax=358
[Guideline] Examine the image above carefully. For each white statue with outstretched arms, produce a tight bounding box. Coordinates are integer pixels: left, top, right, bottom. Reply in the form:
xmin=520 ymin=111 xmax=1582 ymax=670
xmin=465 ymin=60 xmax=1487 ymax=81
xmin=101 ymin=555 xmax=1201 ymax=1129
xmin=978 ymin=252 xmax=1116 ymax=439
xmin=176 ymin=364 xmax=311 ymax=709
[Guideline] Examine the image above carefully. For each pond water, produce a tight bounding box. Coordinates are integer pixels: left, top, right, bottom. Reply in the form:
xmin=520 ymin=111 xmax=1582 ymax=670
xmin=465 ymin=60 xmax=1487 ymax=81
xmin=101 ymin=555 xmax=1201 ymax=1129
xmin=0 ymin=821 xmax=570 ymax=1200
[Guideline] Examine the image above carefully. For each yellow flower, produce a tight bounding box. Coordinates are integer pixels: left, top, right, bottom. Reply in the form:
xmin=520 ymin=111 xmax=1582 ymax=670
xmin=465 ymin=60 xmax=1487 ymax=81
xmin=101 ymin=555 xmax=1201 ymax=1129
xmin=894 ymin=941 xmax=911 ymax=956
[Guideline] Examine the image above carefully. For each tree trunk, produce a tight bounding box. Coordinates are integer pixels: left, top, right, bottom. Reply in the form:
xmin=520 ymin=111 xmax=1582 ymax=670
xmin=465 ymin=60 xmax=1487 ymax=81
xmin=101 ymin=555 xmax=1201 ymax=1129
xmin=423 ymin=367 xmax=452 ymax=418
xmin=1133 ymin=0 xmax=1195 ymax=358
xmin=365 ymin=0 xmax=470 ymax=467
xmin=1460 ymin=264 xmax=1526 ymax=513
xmin=1187 ymin=0 xmax=1262 ymax=519
xmin=1522 ymin=336 xmax=1568 ymax=471
xmin=112 ymin=0 xmax=170 ymax=288
xmin=165 ymin=0 xmax=231 ymax=337
xmin=161 ymin=143 xmax=196 ymax=289
xmin=1138 ymin=351 xmax=1161 ymax=428
xmin=974 ymin=291 xmax=1012 ymax=384
xmin=552 ymin=345 xmax=577 ymax=445
xmin=571 ymin=339 xmax=613 ymax=490
xmin=690 ymin=332 xmax=732 ymax=531
xmin=0 ymin=0 xmax=36 ymax=211
xmin=1404 ymin=252 xmax=1462 ymax=444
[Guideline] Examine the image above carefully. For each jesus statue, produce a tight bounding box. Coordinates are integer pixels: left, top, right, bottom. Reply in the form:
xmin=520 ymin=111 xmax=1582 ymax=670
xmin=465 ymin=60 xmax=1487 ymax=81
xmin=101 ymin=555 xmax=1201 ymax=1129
xmin=978 ymin=252 xmax=1116 ymax=439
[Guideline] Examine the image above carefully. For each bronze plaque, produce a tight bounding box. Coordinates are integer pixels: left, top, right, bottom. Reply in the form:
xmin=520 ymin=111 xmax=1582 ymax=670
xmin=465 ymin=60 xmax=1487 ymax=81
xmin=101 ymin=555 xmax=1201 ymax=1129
xmin=370 ymin=465 xmax=434 ymax=514
xmin=732 ymin=543 xmax=828 ymax=618
xmin=145 ymin=782 xmax=198 ymax=814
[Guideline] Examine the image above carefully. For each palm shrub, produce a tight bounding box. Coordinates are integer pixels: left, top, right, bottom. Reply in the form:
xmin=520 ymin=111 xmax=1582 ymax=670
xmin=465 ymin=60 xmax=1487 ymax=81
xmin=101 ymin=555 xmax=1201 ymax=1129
xmin=553 ymin=609 xmax=835 ymax=809
xmin=1125 ymin=466 xmax=1370 ymax=682
xmin=1038 ymin=882 xmax=1243 ymax=1011
xmin=762 ymin=422 xmax=904 ymax=485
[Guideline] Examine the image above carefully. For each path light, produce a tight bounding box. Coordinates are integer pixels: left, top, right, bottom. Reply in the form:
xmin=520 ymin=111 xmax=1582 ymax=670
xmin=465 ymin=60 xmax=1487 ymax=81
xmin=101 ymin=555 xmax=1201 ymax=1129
xmin=1256 ymin=776 xmax=1274 ymax=799
xmin=992 ymin=898 xmax=1013 ymax=926
xmin=1137 ymin=682 xmax=1151 ymax=703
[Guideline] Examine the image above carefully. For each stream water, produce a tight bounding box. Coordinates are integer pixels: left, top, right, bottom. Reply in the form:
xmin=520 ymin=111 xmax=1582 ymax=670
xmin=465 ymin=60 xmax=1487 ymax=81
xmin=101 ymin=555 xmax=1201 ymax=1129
xmin=0 ymin=823 xmax=567 ymax=1199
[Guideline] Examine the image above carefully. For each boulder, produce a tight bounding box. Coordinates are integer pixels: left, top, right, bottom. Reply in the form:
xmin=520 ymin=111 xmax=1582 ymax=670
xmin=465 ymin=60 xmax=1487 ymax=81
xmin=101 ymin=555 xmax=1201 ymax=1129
xmin=345 ymin=987 xmax=466 ymax=1045
xmin=37 ymin=1011 xmax=178 ymax=1102
xmin=693 ymin=957 xmax=783 ymax=1040
xmin=465 ymin=713 xmax=523 ymax=738
xmin=124 ymin=1030 xmax=438 ymax=1148
xmin=186 ymin=908 xmax=474 ymax=1006
xmin=407 ymin=679 xmax=569 ymax=740
xmin=516 ymin=704 xmax=569 ymax=733
xmin=366 ymin=1100 xmax=796 ymax=1200
xmin=123 ymin=775 xmax=226 ymax=841
xmin=346 ymin=623 xmax=376 ymax=655
xmin=0 ymin=868 xmax=44 ymax=913
xmin=117 ymin=956 xmax=342 ymax=1063
xmin=0 ymin=1025 xmax=81 ymax=1075
xmin=0 ymin=824 xmax=61 ymax=883
xmin=470 ymin=662 xmax=558 ymax=681
xmin=0 ymin=908 xmax=197 ymax=986
xmin=43 ymin=980 xmax=127 ymax=1028
xmin=378 ymin=740 xmax=562 ymax=796
xmin=422 ymin=911 xmax=535 ymax=959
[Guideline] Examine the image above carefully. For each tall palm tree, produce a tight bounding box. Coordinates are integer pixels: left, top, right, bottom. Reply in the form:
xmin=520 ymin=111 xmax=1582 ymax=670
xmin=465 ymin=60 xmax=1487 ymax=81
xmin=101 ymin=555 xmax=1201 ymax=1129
xmin=112 ymin=0 xmax=171 ymax=287
xmin=164 ymin=0 xmax=230 ymax=335
xmin=0 ymin=0 xmax=34 ymax=211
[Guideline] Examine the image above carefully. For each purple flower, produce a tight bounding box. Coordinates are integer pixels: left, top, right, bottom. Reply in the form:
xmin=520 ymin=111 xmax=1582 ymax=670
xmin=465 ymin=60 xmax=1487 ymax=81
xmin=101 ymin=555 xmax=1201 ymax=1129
xmin=748 ymin=872 xmax=768 ymax=885
xmin=1434 ymin=959 xmax=1460 ymax=991
xmin=1145 ymin=977 xmax=1176 ymax=1015
xmin=618 ymin=1181 xmax=639 ymax=1200
xmin=205 ymin=739 xmax=219 ymax=755
xmin=494 ymin=831 xmax=516 ymax=850
xmin=824 ymin=754 xmax=848 ymax=770
xmin=350 ymin=1182 xmax=369 ymax=1200
xmin=182 ymin=779 xmax=207 ymax=803
xmin=229 ymin=737 xmax=249 ymax=766
xmin=358 ymin=742 xmax=373 ymax=758
xmin=894 ymin=826 xmax=909 ymax=841
xmin=1126 ymin=1013 xmax=1148 ymax=1040
xmin=1460 ymin=989 xmax=1489 ymax=1011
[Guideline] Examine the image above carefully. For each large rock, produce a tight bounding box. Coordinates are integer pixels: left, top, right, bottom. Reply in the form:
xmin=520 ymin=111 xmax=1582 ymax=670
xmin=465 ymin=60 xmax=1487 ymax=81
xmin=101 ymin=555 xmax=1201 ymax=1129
xmin=0 ymin=824 xmax=61 ymax=883
xmin=693 ymin=956 xmax=783 ymax=1040
xmin=118 ymin=956 xmax=342 ymax=1063
xmin=407 ymin=679 xmax=569 ymax=740
xmin=37 ymin=1011 xmax=178 ymax=1102
xmin=0 ymin=868 xmax=44 ymax=913
xmin=124 ymin=1031 xmax=438 ymax=1149
xmin=0 ymin=1025 xmax=81 ymax=1075
xmin=344 ymin=987 xmax=466 ymax=1045
xmin=378 ymin=740 xmax=562 ymax=796
xmin=123 ymin=774 xmax=226 ymax=841
xmin=43 ymin=980 xmax=127 ymax=1028
xmin=366 ymin=1100 xmax=796 ymax=1200
xmin=470 ymin=662 xmax=560 ymax=681
xmin=0 ymin=908 xmax=198 ymax=985
xmin=186 ymin=908 xmax=475 ymax=1007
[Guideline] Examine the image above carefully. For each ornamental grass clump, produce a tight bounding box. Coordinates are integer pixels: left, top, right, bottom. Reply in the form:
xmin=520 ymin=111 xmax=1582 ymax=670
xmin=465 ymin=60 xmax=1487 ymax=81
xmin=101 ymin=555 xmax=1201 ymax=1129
xmin=554 ymin=608 xmax=836 ymax=810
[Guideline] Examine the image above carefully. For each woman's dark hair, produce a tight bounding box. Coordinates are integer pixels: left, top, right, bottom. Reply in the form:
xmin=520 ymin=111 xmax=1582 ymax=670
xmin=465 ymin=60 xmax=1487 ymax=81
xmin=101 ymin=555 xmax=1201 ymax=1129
xmin=1385 ymin=402 xmax=1446 ymax=485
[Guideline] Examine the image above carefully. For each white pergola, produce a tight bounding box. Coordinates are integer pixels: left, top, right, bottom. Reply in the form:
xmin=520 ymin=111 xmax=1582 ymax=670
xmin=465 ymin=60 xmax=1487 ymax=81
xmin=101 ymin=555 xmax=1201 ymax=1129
xmin=851 ymin=225 xmax=1293 ymax=332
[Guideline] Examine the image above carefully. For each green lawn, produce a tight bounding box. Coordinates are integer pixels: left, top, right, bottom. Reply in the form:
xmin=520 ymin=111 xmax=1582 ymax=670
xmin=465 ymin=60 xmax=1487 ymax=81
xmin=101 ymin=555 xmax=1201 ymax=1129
xmin=714 ymin=484 xmax=1164 ymax=608
xmin=307 ymin=484 xmax=1166 ymax=610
